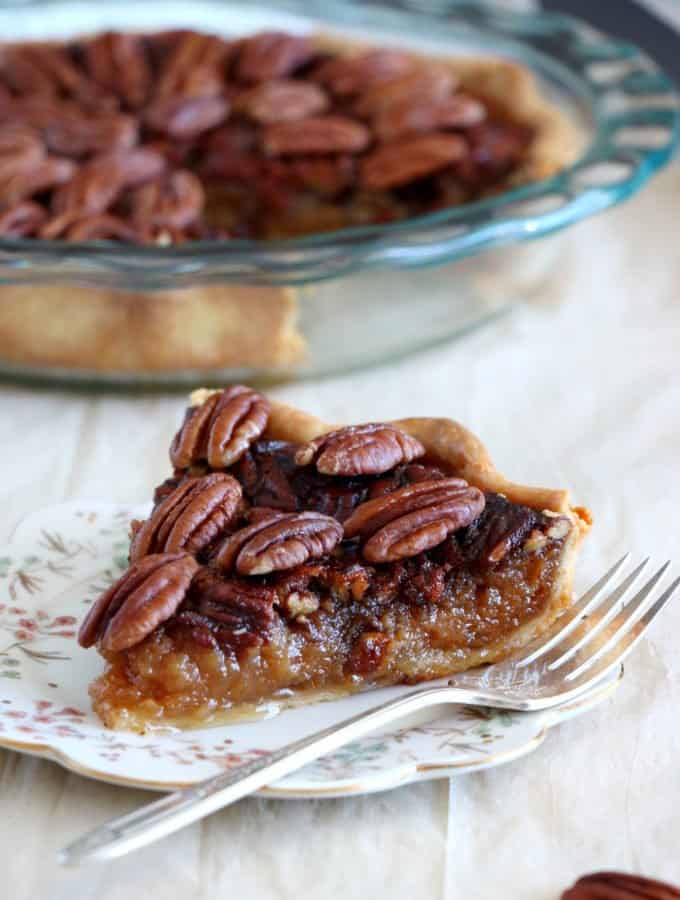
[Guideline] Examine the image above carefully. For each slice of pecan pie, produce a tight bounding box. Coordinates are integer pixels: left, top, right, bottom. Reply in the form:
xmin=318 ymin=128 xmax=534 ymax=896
xmin=78 ymin=386 xmax=591 ymax=731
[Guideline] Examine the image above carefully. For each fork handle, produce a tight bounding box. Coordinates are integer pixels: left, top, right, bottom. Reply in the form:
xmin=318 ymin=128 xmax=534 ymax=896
xmin=60 ymin=685 xmax=467 ymax=866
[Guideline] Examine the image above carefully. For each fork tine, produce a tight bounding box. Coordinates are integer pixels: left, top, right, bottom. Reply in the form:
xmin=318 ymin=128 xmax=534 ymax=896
xmin=562 ymin=571 xmax=680 ymax=689
xmin=548 ymin=559 xmax=665 ymax=671
xmin=516 ymin=553 xmax=636 ymax=667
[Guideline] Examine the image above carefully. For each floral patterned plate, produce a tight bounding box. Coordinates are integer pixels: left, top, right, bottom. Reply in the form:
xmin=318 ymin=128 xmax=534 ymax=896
xmin=0 ymin=502 xmax=621 ymax=797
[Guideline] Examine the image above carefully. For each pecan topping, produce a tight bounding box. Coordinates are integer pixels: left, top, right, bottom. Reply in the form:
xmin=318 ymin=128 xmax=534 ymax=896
xmin=235 ymin=79 xmax=328 ymax=124
xmin=0 ymin=157 xmax=75 ymax=206
xmin=262 ymin=115 xmax=371 ymax=156
xmin=374 ymin=94 xmax=486 ymax=142
xmin=169 ymin=386 xmax=271 ymax=470
xmin=63 ymin=214 xmax=141 ymax=243
xmin=343 ymin=478 xmax=485 ymax=563
xmin=235 ymin=32 xmax=314 ymax=83
xmin=214 ymin=510 xmax=343 ymax=575
xmin=44 ymin=114 xmax=138 ymax=158
xmin=131 ymin=170 xmax=204 ymax=230
xmin=0 ymin=201 xmax=47 ymax=237
xmin=360 ymin=133 xmax=467 ymax=190
xmin=562 ymin=872 xmax=680 ymax=899
xmin=129 ymin=472 xmax=242 ymax=561
xmin=313 ymin=49 xmax=415 ymax=96
xmin=144 ymin=94 xmax=229 ymax=139
xmin=354 ymin=65 xmax=457 ymax=117
xmin=84 ymin=32 xmax=153 ymax=109
xmin=295 ymin=424 xmax=425 ymax=476
xmin=155 ymin=31 xmax=228 ymax=99
xmin=192 ymin=568 xmax=276 ymax=645
xmin=77 ymin=552 xmax=199 ymax=652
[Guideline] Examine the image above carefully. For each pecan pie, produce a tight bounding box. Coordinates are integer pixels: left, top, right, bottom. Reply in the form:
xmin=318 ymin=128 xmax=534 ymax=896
xmin=0 ymin=28 xmax=582 ymax=373
xmin=78 ymin=386 xmax=591 ymax=731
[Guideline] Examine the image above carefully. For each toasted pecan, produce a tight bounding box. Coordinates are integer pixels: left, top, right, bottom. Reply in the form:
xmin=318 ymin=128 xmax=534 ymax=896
xmin=343 ymin=477 xmax=485 ymax=563
xmin=295 ymin=423 xmax=425 ymax=477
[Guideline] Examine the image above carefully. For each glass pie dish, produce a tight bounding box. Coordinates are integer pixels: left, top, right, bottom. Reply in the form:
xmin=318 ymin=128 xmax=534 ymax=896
xmin=0 ymin=0 xmax=677 ymax=386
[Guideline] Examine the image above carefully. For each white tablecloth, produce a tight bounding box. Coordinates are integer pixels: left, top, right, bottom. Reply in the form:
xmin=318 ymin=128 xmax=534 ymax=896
xmin=1 ymin=161 xmax=679 ymax=900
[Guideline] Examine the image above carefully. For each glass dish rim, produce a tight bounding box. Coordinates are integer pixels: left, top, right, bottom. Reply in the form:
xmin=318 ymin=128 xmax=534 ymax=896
xmin=0 ymin=0 xmax=678 ymax=282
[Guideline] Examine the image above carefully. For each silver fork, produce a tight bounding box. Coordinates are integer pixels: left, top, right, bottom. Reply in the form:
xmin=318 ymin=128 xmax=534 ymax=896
xmin=60 ymin=555 xmax=678 ymax=866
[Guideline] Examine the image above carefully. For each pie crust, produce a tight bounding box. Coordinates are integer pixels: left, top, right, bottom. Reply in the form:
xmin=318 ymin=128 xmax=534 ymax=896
xmin=80 ymin=388 xmax=591 ymax=731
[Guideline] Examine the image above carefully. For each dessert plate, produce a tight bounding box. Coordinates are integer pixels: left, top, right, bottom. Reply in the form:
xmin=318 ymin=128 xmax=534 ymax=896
xmin=0 ymin=502 xmax=621 ymax=797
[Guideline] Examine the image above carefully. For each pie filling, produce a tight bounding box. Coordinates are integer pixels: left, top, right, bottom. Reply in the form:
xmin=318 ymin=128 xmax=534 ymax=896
xmin=84 ymin=413 xmax=577 ymax=732
xmin=0 ymin=28 xmax=552 ymax=243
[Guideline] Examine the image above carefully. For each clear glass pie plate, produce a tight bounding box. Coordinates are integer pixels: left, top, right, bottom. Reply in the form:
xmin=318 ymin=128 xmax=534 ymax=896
xmin=0 ymin=0 xmax=677 ymax=386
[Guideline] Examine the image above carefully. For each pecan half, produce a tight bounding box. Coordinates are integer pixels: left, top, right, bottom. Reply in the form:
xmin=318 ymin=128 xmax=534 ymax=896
xmin=44 ymin=147 xmax=165 ymax=234
xmin=131 ymin=170 xmax=204 ymax=230
xmin=295 ymin=424 xmax=425 ymax=476
xmin=0 ymin=156 xmax=75 ymax=206
xmin=155 ymin=31 xmax=229 ymax=99
xmin=144 ymin=95 xmax=229 ymax=140
xmin=353 ymin=64 xmax=457 ymax=117
xmin=214 ymin=510 xmax=343 ymax=575
xmin=44 ymin=113 xmax=138 ymax=158
xmin=313 ymin=49 xmax=415 ymax=96
xmin=84 ymin=32 xmax=152 ymax=109
xmin=235 ymin=32 xmax=314 ymax=83
xmin=374 ymin=94 xmax=486 ymax=142
xmin=63 ymin=214 xmax=141 ymax=242
xmin=192 ymin=568 xmax=276 ymax=645
xmin=360 ymin=133 xmax=467 ymax=190
xmin=0 ymin=201 xmax=47 ymax=236
xmin=77 ymin=552 xmax=199 ymax=652
xmin=129 ymin=472 xmax=242 ymax=561
xmin=170 ymin=386 xmax=271 ymax=470
xmin=343 ymin=477 xmax=485 ymax=563
xmin=262 ymin=115 xmax=370 ymax=156
xmin=235 ymin=79 xmax=328 ymax=124
xmin=0 ymin=126 xmax=45 ymax=178
xmin=562 ymin=872 xmax=680 ymax=899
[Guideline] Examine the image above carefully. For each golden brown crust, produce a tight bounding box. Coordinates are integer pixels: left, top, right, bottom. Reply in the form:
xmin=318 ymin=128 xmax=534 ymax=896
xmin=0 ymin=283 xmax=305 ymax=372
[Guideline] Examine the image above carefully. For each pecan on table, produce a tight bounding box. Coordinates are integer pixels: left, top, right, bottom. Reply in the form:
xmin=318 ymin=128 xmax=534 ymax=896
xmin=360 ymin=133 xmax=467 ymax=190
xmin=295 ymin=423 xmax=425 ymax=477
xmin=214 ymin=510 xmax=343 ymax=575
xmin=562 ymin=872 xmax=680 ymax=899
xmin=343 ymin=477 xmax=485 ymax=563
xmin=77 ymin=551 xmax=200 ymax=652
xmin=170 ymin=386 xmax=271 ymax=470
xmin=130 ymin=472 xmax=242 ymax=561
